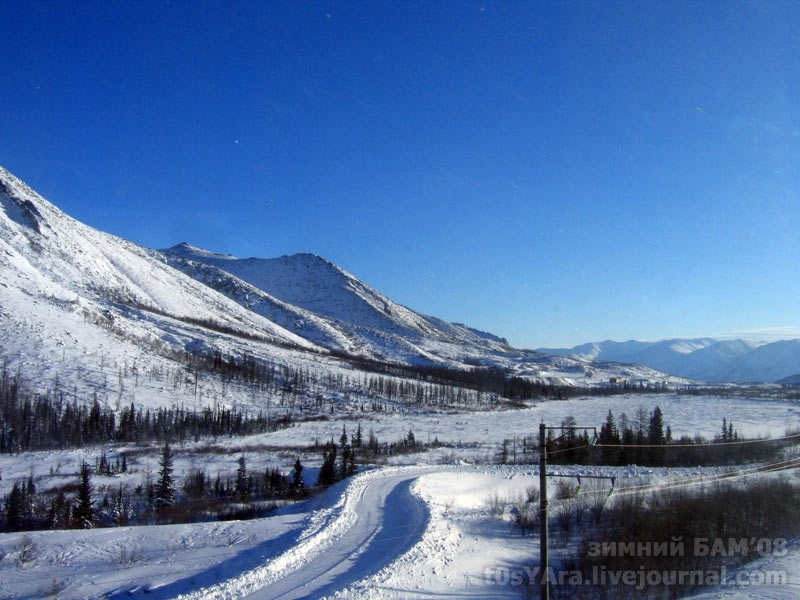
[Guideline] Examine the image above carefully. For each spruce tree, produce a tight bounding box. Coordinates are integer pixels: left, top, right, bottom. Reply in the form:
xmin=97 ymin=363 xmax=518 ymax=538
xmin=4 ymin=482 xmax=24 ymax=531
xmin=155 ymin=443 xmax=175 ymax=509
xmin=236 ymin=454 xmax=249 ymax=501
xmin=111 ymin=484 xmax=128 ymax=526
xmin=599 ymin=409 xmax=620 ymax=465
xmin=339 ymin=443 xmax=351 ymax=481
xmin=317 ymin=442 xmax=337 ymax=486
xmin=48 ymin=490 xmax=70 ymax=529
xmin=291 ymin=458 xmax=304 ymax=494
xmin=74 ymin=461 xmax=94 ymax=528
xmin=647 ymin=406 xmax=666 ymax=466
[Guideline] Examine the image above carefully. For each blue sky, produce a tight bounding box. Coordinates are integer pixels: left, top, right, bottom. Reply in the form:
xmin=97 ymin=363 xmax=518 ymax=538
xmin=2 ymin=1 xmax=799 ymax=348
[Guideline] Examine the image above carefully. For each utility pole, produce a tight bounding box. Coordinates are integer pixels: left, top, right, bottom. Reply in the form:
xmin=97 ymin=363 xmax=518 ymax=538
xmin=539 ymin=422 xmax=549 ymax=600
xmin=538 ymin=423 xmax=601 ymax=600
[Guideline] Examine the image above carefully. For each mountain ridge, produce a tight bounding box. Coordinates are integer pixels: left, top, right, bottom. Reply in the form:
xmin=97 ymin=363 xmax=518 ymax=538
xmin=159 ymin=243 xmax=514 ymax=365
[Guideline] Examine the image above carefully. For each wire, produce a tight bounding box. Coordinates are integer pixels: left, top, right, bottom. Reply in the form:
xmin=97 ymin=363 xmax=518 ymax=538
xmin=546 ymin=443 xmax=594 ymax=457
xmin=604 ymin=456 xmax=800 ymax=498
xmin=593 ymin=430 xmax=800 ymax=449
xmin=540 ymin=433 xmax=800 ymax=461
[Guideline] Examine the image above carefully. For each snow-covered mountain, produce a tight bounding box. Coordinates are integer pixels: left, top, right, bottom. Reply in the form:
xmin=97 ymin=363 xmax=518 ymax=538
xmin=0 ymin=166 xmax=332 ymax=407
xmin=539 ymin=337 xmax=800 ymax=383
xmin=0 ymin=166 xmax=681 ymax=405
xmin=0 ymin=171 xmax=313 ymax=348
xmin=160 ymin=242 xmax=513 ymax=366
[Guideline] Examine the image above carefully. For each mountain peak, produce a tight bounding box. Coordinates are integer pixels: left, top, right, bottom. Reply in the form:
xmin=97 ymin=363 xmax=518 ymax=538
xmin=274 ymin=252 xmax=338 ymax=270
xmin=162 ymin=242 xmax=237 ymax=261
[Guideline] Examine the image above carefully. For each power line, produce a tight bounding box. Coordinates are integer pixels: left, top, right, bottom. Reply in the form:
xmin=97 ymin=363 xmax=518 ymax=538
xmin=593 ymin=431 xmax=800 ymax=449
xmin=539 ymin=432 xmax=800 ymax=462
xmin=604 ymin=456 xmax=800 ymax=498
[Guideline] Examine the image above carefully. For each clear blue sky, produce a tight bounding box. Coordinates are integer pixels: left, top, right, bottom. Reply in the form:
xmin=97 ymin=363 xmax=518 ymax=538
xmin=2 ymin=1 xmax=799 ymax=348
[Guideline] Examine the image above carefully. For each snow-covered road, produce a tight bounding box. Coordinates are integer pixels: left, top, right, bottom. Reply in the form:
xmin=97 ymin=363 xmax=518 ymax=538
xmin=258 ymin=474 xmax=428 ymax=599
xmin=175 ymin=467 xmax=434 ymax=600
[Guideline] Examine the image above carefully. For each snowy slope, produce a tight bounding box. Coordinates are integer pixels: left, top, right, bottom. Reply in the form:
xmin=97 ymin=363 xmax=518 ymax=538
xmin=540 ymin=338 xmax=720 ymax=365
xmin=0 ymin=166 xmax=323 ymax=408
xmin=0 ymin=168 xmax=319 ymax=347
xmin=160 ymin=245 xmax=355 ymax=352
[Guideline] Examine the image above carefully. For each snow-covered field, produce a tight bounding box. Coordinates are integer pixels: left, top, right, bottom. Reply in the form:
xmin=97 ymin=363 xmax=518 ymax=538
xmin=1 ymin=393 xmax=799 ymax=600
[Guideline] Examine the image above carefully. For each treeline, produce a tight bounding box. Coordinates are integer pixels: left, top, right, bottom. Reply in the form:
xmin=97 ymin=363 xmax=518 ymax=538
xmin=332 ymin=353 xmax=576 ymax=401
xmin=1 ymin=421 xmax=428 ymax=533
xmin=173 ymin=345 xmax=574 ymax=405
xmin=315 ymin=424 xmax=424 ymax=487
xmin=1 ymin=446 xmax=306 ymax=532
xmin=0 ymin=369 xmax=291 ymax=453
xmin=591 ymin=409 xmax=790 ymax=467
xmin=0 ymin=350 xmax=578 ymax=455
xmin=499 ymin=408 xmax=796 ymax=467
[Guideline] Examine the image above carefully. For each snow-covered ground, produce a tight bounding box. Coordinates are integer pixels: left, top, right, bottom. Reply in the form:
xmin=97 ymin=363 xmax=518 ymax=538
xmin=1 ymin=393 xmax=799 ymax=600
xmin=2 ymin=463 xmax=798 ymax=599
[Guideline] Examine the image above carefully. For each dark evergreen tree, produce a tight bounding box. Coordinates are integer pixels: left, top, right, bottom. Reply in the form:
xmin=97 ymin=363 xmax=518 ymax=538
xmin=367 ymin=429 xmax=379 ymax=456
xmin=236 ymin=455 xmax=250 ymax=501
xmin=111 ymin=484 xmax=128 ymax=526
xmin=74 ymin=461 xmax=94 ymax=529
xmin=648 ymin=406 xmax=666 ymax=465
xmin=339 ymin=443 xmax=351 ymax=481
xmin=48 ymin=490 xmax=70 ymax=529
xmin=556 ymin=416 xmax=579 ymax=463
xmin=264 ymin=467 xmax=286 ymax=496
xmin=155 ymin=443 xmax=175 ymax=509
xmin=599 ymin=409 xmax=620 ymax=465
xmin=4 ymin=482 xmax=25 ymax=531
xmin=291 ymin=458 xmax=304 ymax=493
xmin=97 ymin=451 xmax=110 ymax=475
xmin=317 ymin=442 xmax=337 ymax=487
xmin=618 ymin=413 xmax=636 ymax=465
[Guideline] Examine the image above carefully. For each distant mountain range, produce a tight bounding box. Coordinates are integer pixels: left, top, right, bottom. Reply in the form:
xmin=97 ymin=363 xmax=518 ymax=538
xmin=538 ymin=338 xmax=800 ymax=383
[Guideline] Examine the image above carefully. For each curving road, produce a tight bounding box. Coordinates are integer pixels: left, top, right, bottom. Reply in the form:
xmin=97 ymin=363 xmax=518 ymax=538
xmin=258 ymin=472 xmax=429 ymax=599
xmin=178 ymin=467 xmax=432 ymax=600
